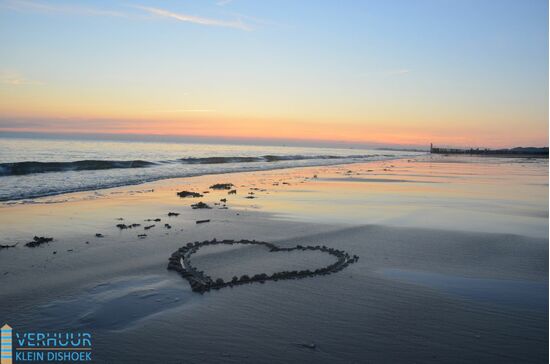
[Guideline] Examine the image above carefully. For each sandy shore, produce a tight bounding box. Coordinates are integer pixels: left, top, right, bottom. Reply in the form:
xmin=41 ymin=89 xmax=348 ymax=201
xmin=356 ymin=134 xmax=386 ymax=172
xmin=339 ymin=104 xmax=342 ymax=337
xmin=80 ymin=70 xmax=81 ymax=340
xmin=0 ymin=155 xmax=547 ymax=363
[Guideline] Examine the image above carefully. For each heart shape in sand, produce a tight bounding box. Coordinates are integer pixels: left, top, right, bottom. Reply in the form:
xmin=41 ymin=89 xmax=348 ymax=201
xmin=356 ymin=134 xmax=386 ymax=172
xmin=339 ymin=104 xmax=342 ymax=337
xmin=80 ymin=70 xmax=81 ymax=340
xmin=167 ymin=239 xmax=359 ymax=293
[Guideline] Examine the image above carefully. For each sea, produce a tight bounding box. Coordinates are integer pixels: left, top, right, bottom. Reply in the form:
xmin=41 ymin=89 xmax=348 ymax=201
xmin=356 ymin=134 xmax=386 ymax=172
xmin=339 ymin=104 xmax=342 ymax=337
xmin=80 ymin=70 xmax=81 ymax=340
xmin=0 ymin=136 xmax=422 ymax=201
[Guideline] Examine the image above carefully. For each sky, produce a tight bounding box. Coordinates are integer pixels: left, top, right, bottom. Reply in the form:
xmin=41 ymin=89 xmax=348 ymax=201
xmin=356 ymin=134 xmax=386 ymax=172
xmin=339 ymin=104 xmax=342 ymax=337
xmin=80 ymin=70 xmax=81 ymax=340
xmin=0 ymin=0 xmax=548 ymax=148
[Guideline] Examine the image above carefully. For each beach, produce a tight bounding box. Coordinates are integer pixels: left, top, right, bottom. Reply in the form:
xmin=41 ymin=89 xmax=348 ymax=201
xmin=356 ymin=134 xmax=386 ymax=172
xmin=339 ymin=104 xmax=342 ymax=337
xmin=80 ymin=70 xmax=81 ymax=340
xmin=0 ymin=155 xmax=547 ymax=363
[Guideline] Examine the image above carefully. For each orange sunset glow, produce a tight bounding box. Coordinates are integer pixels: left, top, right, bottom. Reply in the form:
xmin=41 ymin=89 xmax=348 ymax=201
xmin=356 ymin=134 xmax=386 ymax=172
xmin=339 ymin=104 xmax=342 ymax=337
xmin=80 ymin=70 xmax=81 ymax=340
xmin=0 ymin=0 xmax=548 ymax=148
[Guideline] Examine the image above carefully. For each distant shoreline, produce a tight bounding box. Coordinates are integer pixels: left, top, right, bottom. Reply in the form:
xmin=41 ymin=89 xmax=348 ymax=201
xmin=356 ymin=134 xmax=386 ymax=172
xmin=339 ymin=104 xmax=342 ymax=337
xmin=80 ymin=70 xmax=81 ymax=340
xmin=432 ymin=152 xmax=548 ymax=159
xmin=430 ymin=145 xmax=548 ymax=158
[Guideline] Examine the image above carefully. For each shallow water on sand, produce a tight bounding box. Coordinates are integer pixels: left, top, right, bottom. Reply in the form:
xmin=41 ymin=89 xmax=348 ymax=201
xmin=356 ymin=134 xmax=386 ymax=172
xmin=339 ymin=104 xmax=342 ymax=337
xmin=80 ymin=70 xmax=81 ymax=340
xmin=27 ymin=275 xmax=196 ymax=330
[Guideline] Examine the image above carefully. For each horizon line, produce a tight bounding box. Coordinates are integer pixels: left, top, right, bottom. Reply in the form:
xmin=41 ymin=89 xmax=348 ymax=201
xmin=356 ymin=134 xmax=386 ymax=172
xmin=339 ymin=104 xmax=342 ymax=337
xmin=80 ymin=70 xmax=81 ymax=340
xmin=1 ymin=130 xmax=546 ymax=151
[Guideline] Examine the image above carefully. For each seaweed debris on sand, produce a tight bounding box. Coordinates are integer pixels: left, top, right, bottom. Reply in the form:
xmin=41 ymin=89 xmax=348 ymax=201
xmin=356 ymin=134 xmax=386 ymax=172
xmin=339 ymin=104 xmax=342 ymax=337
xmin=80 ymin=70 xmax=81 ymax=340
xmin=25 ymin=236 xmax=54 ymax=247
xmin=0 ymin=243 xmax=17 ymax=249
xmin=210 ymin=183 xmax=234 ymax=190
xmin=177 ymin=191 xmax=203 ymax=198
xmin=191 ymin=202 xmax=211 ymax=209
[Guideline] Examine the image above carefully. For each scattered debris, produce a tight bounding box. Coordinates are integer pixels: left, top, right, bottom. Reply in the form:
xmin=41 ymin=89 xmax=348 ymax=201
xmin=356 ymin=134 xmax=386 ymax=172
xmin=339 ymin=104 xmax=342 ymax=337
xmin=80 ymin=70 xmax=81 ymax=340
xmin=117 ymin=223 xmax=142 ymax=229
xmin=168 ymin=212 xmax=180 ymax=217
xmin=177 ymin=191 xmax=203 ymax=198
xmin=191 ymin=202 xmax=211 ymax=209
xmin=25 ymin=236 xmax=54 ymax=247
xmin=95 ymin=233 xmax=104 ymax=238
xmin=164 ymin=224 xmax=172 ymax=229
xmin=0 ymin=243 xmax=17 ymax=249
xmin=209 ymin=183 xmax=234 ymax=190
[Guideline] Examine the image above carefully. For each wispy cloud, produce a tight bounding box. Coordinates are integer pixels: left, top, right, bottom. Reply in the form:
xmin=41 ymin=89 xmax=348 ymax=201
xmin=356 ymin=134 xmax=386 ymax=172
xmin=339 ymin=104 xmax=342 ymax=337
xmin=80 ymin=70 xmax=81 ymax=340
xmin=0 ymin=71 xmax=43 ymax=86
xmin=1 ymin=0 xmax=126 ymax=17
xmin=2 ymin=1 xmax=266 ymax=31
xmin=135 ymin=5 xmax=251 ymax=31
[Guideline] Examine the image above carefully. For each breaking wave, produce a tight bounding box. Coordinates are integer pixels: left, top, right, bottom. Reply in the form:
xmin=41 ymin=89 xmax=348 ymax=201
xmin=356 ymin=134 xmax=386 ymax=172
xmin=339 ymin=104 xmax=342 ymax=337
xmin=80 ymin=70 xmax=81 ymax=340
xmin=0 ymin=155 xmax=372 ymax=176
xmin=0 ymin=160 xmax=156 ymax=176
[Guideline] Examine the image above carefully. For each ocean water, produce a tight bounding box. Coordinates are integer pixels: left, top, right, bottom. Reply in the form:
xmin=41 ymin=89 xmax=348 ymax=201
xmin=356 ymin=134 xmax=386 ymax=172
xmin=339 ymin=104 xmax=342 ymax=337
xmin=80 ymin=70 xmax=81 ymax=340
xmin=0 ymin=136 xmax=422 ymax=201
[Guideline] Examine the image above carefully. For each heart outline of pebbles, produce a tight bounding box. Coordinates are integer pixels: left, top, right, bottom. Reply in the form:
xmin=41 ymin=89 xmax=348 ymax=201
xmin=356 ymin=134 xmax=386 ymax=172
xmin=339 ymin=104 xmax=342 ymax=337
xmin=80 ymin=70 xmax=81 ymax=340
xmin=167 ymin=239 xmax=359 ymax=293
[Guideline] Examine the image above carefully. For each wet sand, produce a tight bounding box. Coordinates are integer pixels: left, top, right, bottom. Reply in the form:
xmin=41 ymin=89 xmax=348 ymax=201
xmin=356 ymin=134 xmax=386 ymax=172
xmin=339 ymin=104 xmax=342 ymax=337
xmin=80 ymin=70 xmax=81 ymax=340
xmin=0 ymin=155 xmax=547 ymax=363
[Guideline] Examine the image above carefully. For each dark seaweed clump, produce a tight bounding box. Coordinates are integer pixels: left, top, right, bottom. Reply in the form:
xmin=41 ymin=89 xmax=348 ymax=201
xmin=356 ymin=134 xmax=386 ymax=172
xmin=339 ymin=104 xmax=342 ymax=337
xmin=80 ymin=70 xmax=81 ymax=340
xmin=209 ymin=183 xmax=234 ymax=190
xmin=25 ymin=236 xmax=54 ymax=247
xmin=191 ymin=202 xmax=211 ymax=209
xmin=116 ymin=223 xmax=141 ymax=229
xmin=177 ymin=191 xmax=203 ymax=198
xmin=0 ymin=243 xmax=17 ymax=249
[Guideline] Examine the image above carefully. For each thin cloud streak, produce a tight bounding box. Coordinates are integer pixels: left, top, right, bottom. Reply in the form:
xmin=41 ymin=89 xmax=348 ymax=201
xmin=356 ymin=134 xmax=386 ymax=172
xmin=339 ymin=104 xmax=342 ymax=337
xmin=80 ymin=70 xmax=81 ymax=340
xmin=1 ymin=0 xmax=127 ymax=17
xmin=2 ymin=1 xmax=262 ymax=31
xmin=135 ymin=5 xmax=251 ymax=31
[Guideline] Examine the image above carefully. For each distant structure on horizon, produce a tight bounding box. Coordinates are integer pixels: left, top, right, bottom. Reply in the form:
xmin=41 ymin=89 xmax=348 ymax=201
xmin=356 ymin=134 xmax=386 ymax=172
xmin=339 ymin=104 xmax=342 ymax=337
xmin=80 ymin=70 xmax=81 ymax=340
xmin=429 ymin=143 xmax=548 ymax=158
